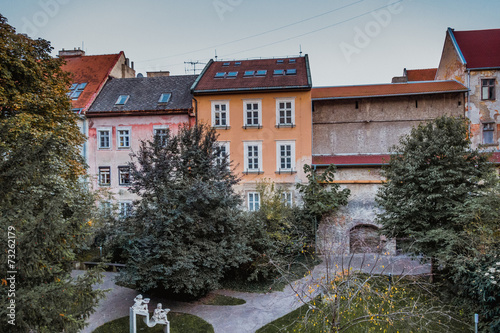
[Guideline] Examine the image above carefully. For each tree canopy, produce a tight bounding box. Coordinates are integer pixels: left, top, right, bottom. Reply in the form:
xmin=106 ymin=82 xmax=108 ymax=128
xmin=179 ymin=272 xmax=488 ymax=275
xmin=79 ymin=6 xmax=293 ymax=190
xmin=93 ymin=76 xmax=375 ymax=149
xmin=0 ymin=15 xmax=104 ymax=332
xmin=118 ymin=124 xmax=250 ymax=298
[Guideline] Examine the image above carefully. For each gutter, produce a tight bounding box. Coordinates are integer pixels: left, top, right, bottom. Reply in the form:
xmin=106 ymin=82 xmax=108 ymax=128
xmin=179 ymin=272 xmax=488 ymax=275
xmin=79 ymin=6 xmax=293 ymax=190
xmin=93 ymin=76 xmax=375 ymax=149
xmin=448 ymin=28 xmax=467 ymax=65
xmin=193 ymin=85 xmax=311 ymax=95
xmin=86 ymin=108 xmax=191 ymax=117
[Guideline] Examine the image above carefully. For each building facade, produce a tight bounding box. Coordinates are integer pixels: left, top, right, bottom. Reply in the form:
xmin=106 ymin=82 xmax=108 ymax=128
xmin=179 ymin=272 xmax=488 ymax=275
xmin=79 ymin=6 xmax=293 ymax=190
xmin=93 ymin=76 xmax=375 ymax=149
xmin=86 ymin=74 xmax=197 ymax=214
xmin=192 ymin=56 xmax=312 ymax=210
xmin=311 ymin=81 xmax=468 ymax=254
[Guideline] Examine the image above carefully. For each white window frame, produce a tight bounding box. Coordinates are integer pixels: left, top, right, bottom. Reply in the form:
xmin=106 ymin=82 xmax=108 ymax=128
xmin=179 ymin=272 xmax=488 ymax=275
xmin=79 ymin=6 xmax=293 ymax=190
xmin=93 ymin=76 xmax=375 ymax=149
xmin=119 ymin=201 xmax=133 ymax=218
xmin=248 ymin=192 xmax=260 ymax=211
xmin=281 ymin=191 xmax=293 ymax=207
xmin=276 ymin=140 xmax=296 ymax=172
xmin=98 ymin=166 xmax=111 ymax=186
xmin=117 ymin=127 xmax=131 ymax=149
xmin=276 ymin=98 xmax=295 ymax=127
xmin=118 ymin=166 xmax=131 ymax=186
xmin=244 ymin=141 xmax=263 ymax=173
xmin=211 ymin=101 xmax=230 ymax=128
xmin=242 ymin=99 xmax=262 ymax=128
xmin=97 ymin=127 xmax=112 ymax=149
xmin=215 ymin=141 xmax=230 ymax=167
xmin=153 ymin=125 xmax=169 ymax=147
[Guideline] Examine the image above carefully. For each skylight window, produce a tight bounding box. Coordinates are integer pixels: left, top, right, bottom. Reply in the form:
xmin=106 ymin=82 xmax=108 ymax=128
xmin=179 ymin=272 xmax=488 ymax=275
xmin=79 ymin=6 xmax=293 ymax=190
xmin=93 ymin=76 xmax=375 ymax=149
xmin=158 ymin=93 xmax=171 ymax=103
xmin=115 ymin=95 xmax=129 ymax=105
xmin=273 ymin=69 xmax=285 ymax=75
xmin=289 ymin=59 xmax=296 ymax=63
xmin=276 ymin=59 xmax=284 ymax=63
xmin=244 ymin=71 xmax=254 ymax=77
xmin=255 ymin=70 xmax=267 ymax=76
xmin=215 ymin=72 xmax=226 ymax=78
xmin=286 ymin=69 xmax=297 ymax=75
xmin=235 ymin=62 xmax=241 ymax=66
xmin=227 ymin=72 xmax=238 ymax=78
xmin=222 ymin=62 xmax=230 ymax=66
xmin=68 ymin=82 xmax=88 ymax=100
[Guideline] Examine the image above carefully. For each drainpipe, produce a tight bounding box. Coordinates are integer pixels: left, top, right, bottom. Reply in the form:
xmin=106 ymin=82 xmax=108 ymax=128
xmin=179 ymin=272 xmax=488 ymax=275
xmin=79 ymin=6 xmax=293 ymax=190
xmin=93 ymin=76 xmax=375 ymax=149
xmin=467 ymin=69 xmax=471 ymax=137
xmin=193 ymin=97 xmax=198 ymax=125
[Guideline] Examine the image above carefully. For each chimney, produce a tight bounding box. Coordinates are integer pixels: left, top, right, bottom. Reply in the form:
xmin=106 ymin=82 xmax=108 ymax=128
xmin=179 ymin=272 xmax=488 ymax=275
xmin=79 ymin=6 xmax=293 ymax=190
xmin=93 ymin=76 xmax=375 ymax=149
xmin=147 ymin=71 xmax=170 ymax=78
xmin=58 ymin=47 xmax=85 ymax=57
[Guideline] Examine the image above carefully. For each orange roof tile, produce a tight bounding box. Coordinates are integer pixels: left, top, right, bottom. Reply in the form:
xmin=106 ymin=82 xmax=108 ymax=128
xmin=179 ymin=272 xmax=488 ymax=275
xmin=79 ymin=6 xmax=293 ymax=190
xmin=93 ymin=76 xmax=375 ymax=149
xmin=312 ymin=81 xmax=467 ymax=100
xmin=405 ymin=68 xmax=437 ymax=81
xmin=61 ymin=52 xmax=123 ymax=111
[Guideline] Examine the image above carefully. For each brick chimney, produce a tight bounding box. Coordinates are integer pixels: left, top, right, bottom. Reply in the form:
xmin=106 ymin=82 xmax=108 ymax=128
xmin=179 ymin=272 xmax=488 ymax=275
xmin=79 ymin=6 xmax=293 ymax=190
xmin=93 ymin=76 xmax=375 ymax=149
xmin=58 ymin=48 xmax=85 ymax=57
xmin=147 ymin=71 xmax=170 ymax=78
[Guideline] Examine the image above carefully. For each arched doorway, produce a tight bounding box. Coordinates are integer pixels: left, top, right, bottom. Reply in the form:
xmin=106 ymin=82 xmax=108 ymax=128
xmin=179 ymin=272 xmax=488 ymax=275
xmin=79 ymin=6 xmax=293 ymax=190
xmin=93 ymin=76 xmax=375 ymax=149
xmin=349 ymin=224 xmax=382 ymax=253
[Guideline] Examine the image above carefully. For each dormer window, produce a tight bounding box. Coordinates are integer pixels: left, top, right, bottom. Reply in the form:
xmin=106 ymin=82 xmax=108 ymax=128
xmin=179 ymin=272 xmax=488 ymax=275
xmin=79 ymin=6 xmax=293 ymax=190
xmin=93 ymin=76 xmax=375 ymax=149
xmin=68 ymin=82 xmax=87 ymax=100
xmin=158 ymin=93 xmax=171 ymax=103
xmin=115 ymin=95 xmax=129 ymax=105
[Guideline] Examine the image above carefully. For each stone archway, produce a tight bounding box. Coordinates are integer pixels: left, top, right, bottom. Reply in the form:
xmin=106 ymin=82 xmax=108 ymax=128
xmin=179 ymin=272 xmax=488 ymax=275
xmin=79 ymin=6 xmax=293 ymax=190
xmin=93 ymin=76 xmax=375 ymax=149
xmin=349 ymin=224 xmax=382 ymax=253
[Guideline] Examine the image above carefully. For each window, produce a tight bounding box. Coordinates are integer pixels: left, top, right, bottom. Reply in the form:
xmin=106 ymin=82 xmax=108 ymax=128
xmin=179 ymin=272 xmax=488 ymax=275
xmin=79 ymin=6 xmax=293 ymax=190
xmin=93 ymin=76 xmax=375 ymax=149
xmin=234 ymin=62 xmax=241 ymax=66
xmin=276 ymin=141 xmax=295 ymax=172
xmin=276 ymin=59 xmax=284 ymax=63
xmin=117 ymin=128 xmax=131 ymax=148
xmin=289 ymin=59 xmax=296 ymax=63
xmin=281 ymin=191 xmax=292 ymax=207
xmin=223 ymin=62 xmax=230 ymax=66
xmin=98 ymin=167 xmax=111 ymax=186
xmin=115 ymin=95 xmax=129 ymax=105
xmin=215 ymin=142 xmax=230 ymax=167
xmin=119 ymin=201 xmax=132 ymax=218
xmin=483 ymin=122 xmax=495 ymax=144
xmin=118 ymin=166 xmax=131 ymax=185
xmin=68 ymin=82 xmax=87 ymax=100
xmin=286 ymin=69 xmax=297 ymax=75
xmin=158 ymin=93 xmax=171 ymax=103
xmin=212 ymin=101 xmax=229 ymax=127
xmin=97 ymin=128 xmax=112 ymax=149
xmin=227 ymin=71 xmax=238 ymax=78
xmin=248 ymin=192 xmax=260 ymax=211
xmin=100 ymin=201 xmax=112 ymax=215
xmin=482 ymin=79 xmax=496 ymax=100
xmin=255 ymin=70 xmax=267 ymax=76
xmin=154 ymin=126 xmax=169 ymax=146
xmin=243 ymin=100 xmax=262 ymax=127
xmin=214 ymin=72 xmax=226 ymax=78
xmin=244 ymin=141 xmax=262 ymax=173
xmin=273 ymin=69 xmax=285 ymax=75
xmin=276 ymin=99 xmax=295 ymax=126
xmin=244 ymin=70 xmax=254 ymax=77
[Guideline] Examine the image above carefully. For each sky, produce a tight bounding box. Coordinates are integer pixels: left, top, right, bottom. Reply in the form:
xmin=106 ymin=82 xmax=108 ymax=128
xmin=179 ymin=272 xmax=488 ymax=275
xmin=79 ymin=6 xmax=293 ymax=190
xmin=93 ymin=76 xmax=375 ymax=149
xmin=2 ymin=0 xmax=500 ymax=86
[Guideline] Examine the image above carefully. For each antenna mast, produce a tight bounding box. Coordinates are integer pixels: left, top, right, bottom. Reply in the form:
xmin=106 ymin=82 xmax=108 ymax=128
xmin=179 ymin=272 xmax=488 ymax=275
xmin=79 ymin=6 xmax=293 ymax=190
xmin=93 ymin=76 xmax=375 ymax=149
xmin=184 ymin=61 xmax=205 ymax=75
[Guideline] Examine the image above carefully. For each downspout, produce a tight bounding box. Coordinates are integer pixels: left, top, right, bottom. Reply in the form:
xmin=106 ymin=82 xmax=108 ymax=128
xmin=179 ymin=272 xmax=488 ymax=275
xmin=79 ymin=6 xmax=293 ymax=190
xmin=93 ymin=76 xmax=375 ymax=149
xmin=193 ymin=96 xmax=198 ymax=125
xmin=467 ymin=69 xmax=471 ymax=133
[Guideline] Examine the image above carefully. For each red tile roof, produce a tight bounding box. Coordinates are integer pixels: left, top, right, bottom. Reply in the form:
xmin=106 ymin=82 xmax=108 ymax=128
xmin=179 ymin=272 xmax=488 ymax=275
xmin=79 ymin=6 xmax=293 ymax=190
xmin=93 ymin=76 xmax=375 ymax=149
xmin=452 ymin=29 xmax=500 ymax=69
xmin=313 ymin=155 xmax=391 ymax=166
xmin=61 ymin=52 xmax=123 ymax=111
xmin=192 ymin=55 xmax=311 ymax=94
xmin=311 ymin=81 xmax=467 ymax=100
xmin=405 ymin=68 xmax=437 ymax=81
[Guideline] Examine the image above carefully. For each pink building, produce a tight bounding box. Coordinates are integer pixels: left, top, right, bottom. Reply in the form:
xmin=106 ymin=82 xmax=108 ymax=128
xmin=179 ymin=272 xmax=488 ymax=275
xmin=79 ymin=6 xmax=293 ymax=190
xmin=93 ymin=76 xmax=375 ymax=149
xmin=86 ymin=74 xmax=197 ymax=214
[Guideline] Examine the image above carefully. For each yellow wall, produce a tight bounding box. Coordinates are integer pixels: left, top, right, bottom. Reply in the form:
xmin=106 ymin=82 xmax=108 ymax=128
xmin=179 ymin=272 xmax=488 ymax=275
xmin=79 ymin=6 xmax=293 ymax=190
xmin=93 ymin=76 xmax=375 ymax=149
xmin=196 ymin=90 xmax=312 ymax=191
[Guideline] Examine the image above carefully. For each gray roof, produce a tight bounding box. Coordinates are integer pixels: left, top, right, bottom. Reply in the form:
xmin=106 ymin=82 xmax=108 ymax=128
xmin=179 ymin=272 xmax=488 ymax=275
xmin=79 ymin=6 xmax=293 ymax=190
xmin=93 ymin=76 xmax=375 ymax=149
xmin=88 ymin=75 xmax=198 ymax=113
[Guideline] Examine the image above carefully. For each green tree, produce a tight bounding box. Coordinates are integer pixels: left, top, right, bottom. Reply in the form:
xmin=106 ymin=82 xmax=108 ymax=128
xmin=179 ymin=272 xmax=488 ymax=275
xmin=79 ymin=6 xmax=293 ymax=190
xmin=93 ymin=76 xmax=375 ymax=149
xmin=375 ymin=116 xmax=499 ymax=330
xmin=118 ymin=124 xmax=250 ymax=298
xmin=0 ymin=15 xmax=105 ymax=332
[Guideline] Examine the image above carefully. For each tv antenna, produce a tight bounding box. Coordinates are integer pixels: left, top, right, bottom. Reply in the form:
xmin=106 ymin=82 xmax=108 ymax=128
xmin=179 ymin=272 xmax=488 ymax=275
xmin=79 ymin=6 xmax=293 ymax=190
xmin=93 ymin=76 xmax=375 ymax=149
xmin=184 ymin=61 xmax=205 ymax=75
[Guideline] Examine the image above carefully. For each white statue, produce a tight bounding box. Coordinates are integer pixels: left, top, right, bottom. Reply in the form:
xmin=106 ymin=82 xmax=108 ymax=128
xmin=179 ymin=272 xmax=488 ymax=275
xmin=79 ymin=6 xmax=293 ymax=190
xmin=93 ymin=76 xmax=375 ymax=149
xmin=152 ymin=303 xmax=170 ymax=324
xmin=132 ymin=294 xmax=150 ymax=316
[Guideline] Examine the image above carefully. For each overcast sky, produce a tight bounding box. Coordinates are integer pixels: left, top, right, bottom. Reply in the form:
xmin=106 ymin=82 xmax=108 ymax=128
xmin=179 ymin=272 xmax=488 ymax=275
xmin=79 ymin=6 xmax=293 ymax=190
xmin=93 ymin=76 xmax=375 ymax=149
xmin=2 ymin=0 xmax=500 ymax=86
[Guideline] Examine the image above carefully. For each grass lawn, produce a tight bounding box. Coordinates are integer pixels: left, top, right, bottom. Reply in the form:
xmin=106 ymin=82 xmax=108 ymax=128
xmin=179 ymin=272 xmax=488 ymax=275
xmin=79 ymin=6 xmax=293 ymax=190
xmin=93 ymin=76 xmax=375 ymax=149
xmin=92 ymin=312 xmax=214 ymax=333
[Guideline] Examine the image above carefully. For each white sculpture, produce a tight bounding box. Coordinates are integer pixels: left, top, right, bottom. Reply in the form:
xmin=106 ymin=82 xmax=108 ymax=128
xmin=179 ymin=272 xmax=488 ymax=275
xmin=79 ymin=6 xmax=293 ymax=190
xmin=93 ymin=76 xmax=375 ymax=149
xmin=130 ymin=295 xmax=170 ymax=333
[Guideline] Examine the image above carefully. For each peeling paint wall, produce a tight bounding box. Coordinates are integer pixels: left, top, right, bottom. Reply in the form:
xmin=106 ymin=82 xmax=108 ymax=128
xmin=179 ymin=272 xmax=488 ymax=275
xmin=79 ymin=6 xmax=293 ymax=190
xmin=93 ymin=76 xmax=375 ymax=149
xmin=313 ymin=92 xmax=465 ymax=254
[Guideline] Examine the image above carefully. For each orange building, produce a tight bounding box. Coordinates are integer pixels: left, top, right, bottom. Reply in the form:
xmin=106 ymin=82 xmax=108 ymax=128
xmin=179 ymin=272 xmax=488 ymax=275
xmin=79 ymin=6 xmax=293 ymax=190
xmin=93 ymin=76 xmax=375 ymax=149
xmin=191 ymin=56 xmax=312 ymax=210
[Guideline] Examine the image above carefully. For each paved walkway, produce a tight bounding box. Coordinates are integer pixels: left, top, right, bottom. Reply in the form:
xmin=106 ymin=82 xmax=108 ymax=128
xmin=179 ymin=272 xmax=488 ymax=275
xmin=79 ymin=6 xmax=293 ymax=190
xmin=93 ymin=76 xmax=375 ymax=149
xmin=75 ymin=254 xmax=431 ymax=333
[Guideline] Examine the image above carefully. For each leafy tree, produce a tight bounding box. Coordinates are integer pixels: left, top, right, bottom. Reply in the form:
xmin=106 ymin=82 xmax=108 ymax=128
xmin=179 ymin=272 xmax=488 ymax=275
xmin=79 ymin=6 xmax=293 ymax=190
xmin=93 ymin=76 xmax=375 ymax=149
xmin=118 ymin=124 xmax=250 ymax=298
xmin=376 ymin=116 xmax=494 ymax=267
xmin=0 ymin=15 xmax=105 ymax=332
